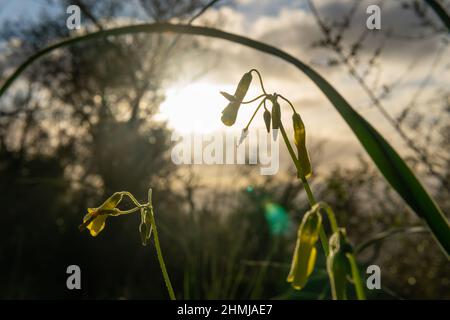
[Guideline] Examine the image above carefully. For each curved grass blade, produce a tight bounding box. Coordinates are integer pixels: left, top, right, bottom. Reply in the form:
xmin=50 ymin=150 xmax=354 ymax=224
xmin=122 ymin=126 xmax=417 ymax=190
xmin=425 ymin=0 xmax=450 ymax=31
xmin=1 ymin=23 xmax=449 ymax=256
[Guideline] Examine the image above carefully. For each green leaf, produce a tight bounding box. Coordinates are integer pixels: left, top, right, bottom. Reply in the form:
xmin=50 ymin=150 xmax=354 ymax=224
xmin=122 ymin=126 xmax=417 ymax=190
xmin=288 ymin=58 xmax=450 ymax=258
xmin=425 ymin=0 xmax=450 ymax=31
xmin=317 ymin=94 xmax=450 ymax=256
xmin=0 ymin=23 xmax=448 ymax=256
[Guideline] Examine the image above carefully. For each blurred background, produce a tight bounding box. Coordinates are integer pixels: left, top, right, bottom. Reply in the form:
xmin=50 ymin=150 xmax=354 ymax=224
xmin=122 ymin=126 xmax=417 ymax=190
xmin=0 ymin=0 xmax=449 ymax=299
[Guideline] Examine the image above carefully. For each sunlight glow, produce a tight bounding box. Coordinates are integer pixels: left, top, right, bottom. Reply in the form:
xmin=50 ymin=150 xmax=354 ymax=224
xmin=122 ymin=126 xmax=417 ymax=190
xmin=158 ymin=82 xmax=261 ymax=134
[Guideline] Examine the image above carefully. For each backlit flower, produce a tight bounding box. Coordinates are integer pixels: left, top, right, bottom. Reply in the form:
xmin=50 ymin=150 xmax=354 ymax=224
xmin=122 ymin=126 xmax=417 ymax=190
xmin=221 ymin=72 xmax=252 ymax=126
xmin=287 ymin=206 xmax=322 ymax=289
xmin=292 ymin=112 xmax=312 ymax=178
xmin=79 ymin=192 xmax=123 ymax=237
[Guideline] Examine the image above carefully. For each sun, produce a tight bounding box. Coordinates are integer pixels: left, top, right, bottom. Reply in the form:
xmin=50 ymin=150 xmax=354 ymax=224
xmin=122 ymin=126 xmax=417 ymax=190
xmin=158 ymin=83 xmax=227 ymax=134
xmin=158 ymin=82 xmax=261 ymax=134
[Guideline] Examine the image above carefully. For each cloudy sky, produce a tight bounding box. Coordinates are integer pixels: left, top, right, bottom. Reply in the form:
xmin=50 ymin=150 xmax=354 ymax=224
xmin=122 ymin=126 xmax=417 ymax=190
xmin=1 ymin=0 xmax=449 ymax=171
xmin=159 ymin=0 xmax=450 ymax=170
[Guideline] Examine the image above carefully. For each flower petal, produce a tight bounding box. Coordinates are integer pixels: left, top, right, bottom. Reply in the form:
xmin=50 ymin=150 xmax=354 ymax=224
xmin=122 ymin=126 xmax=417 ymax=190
xmin=287 ymin=208 xmax=322 ymax=289
xmin=98 ymin=193 xmax=123 ymax=210
xmin=220 ymin=91 xmax=236 ymax=102
xmin=87 ymin=215 xmax=108 ymax=237
xmin=233 ymin=72 xmax=252 ymax=101
xmin=221 ymin=102 xmax=240 ymax=126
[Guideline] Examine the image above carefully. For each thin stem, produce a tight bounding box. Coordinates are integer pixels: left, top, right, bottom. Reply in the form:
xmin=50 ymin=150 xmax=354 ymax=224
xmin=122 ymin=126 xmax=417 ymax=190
xmin=278 ymin=94 xmax=297 ymax=114
xmin=147 ymin=189 xmax=176 ymax=300
xmin=244 ymin=98 xmax=266 ymax=129
xmin=346 ymin=253 xmax=366 ymax=300
xmin=317 ymin=202 xmax=339 ymax=232
xmin=263 ymin=99 xmax=268 ymax=112
xmin=299 ymin=174 xmax=316 ymax=206
xmin=111 ymin=207 xmax=141 ymax=216
xmin=1 ymin=23 xmax=448 ymax=257
xmin=279 ymin=122 xmax=329 ymax=255
xmin=121 ymin=191 xmax=142 ymax=207
xmin=278 ymin=123 xmax=305 ymax=180
xmin=241 ymin=93 xmax=267 ymax=104
xmin=318 ymin=228 xmax=329 ymax=257
xmin=249 ymin=69 xmax=267 ymax=94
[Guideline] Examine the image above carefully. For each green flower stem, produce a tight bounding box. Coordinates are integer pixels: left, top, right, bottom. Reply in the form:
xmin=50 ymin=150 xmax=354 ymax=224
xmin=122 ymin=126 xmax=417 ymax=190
xmin=245 ymin=98 xmax=266 ymax=129
xmin=346 ymin=253 xmax=366 ymax=300
xmin=241 ymin=94 xmax=267 ymax=105
xmin=317 ymin=202 xmax=339 ymax=233
xmin=2 ymin=23 xmax=448 ymax=256
xmin=279 ymin=122 xmax=329 ymax=256
xmin=117 ymin=189 xmax=176 ymax=300
xmin=249 ymin=69 xmax=268 ymax=94
xmin=111 ymin=207 xmax=141 ymax=216
xmin=122 ymin=191 xmax=142 ymax=207
xmin=280 ymin=122 xmax=366 ymax=300
xmin=277 ymin=94 xmax=297 ymax=114
xmin=147 ymin=189 xmax=176 ymax=300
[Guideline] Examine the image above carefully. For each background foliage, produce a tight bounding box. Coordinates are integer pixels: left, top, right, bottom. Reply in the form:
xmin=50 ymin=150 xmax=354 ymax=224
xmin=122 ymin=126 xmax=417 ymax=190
xmin=0 ymin=0 xmax=449 ymax=299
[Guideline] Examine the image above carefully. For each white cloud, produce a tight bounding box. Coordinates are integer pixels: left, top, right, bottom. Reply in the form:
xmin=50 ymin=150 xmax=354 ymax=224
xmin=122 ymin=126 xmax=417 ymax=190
xmin=177 ymin=0 xmax=450 ymax=168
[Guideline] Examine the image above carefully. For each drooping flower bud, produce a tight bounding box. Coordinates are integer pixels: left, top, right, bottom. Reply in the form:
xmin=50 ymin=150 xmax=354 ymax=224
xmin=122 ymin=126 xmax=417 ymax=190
xmin=271 ymin=99 xmax=281 ymax=140
xmin=271 ymin=100 xmax=281 ymax=130
xmin=287 ymin=206 xmax=322 ymax=290
xmin=221 ymin=72 xmax=252 ymax=126
xmin=263 ymin=109 xmax=271 ymax=133
xmin=139 ymin=207 xmax=153 ymax=246
xmin=221 ymin=102 xmax=240 ymax=126
xmin=327 ymin=229 xmax=353 ymax=300
xmin=234 ymin=72 xmax=252 ymax=101
xmin=292 ymin=112 xmax=312 ymax=178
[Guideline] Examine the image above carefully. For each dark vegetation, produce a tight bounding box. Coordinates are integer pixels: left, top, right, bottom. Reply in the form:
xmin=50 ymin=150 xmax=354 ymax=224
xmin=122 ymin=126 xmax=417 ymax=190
xmin=0 ymin=0 xmax=449 ymax=299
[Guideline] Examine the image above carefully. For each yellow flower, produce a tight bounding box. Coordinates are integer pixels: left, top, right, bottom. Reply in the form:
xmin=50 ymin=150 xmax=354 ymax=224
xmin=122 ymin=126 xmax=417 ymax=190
xmin=292 ymin=112 xmax=312 ymax=178
xmin=287 ymin=206 xmax=322 ymax=289
xmin=221 ymin=72 xmax=252 ymax=126
xmin=79 ymin=193 xmax=123 ymax=237
xmin=221 ymin=101 xmax=241 ymax=126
